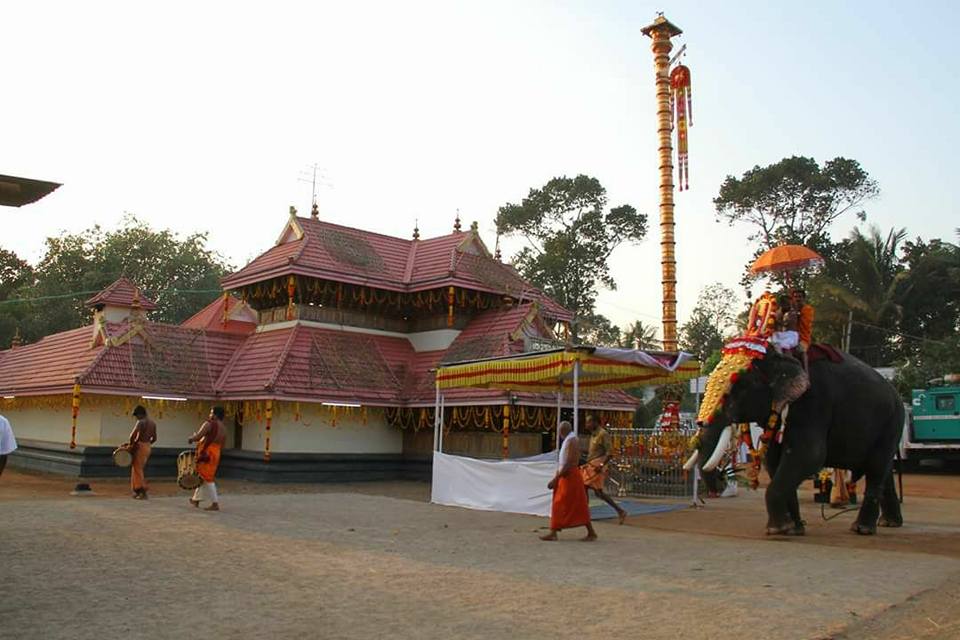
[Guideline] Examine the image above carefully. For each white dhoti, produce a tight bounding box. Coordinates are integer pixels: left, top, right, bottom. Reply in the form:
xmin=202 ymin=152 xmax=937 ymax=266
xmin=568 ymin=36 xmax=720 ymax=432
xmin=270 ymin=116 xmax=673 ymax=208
xmin=771 ymin=330 xmax=799 ymax=351
xmin=192 ymin=481 xmax=219 ymax=503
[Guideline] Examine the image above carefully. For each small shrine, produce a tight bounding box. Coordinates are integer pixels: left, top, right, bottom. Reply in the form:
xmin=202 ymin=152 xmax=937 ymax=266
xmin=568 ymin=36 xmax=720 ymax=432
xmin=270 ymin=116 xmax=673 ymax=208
xmin=0 ymin=210 xmax=637 ymax=479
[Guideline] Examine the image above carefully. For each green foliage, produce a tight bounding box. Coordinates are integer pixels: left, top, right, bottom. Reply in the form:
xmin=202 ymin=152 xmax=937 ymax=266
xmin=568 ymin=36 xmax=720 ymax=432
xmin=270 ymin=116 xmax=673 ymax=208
xmin=577 ymin=312 xmax=621 ymax=347
xmin=496 ymin=175 xmax=646 ymax=339
xmin=679 ymin=283 xmax=737 ymax=362
xmin=894 ymin=334 xmax=960 ymax=401
xmin=715 ymin=156 xmax=879 ymax=251
xmin=807 ymin=226 xmax=907 ymax=365
xmin=619 ymin=320 xmax=660 ymax=350
xmin=0 ymin=248 xmax=34 ymax=347
xmin=895 ymin=235 xmax=960 ymax=346
xmin=2 ymin=216 xmax=231 ymax=346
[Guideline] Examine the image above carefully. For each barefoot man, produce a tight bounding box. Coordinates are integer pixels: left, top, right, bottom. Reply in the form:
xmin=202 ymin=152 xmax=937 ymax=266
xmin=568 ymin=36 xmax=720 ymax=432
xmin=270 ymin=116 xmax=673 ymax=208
xmin=581 ymin=414 xmax=627 ymax=524
xmin=188 ymin=406 xmax=226 ymax=511
xmin=128 ymin=405 xmax=157 ymax=499
xmin=540 ymin=420 xmax=598 ymax=542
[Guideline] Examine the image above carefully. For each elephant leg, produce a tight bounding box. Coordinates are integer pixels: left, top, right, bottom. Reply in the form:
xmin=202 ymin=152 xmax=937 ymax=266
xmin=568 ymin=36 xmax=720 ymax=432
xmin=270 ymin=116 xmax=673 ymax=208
xmin=851 ymin=457 xmax=894 ymax=535
xmin=878 ymin=469 xmax=903 ymax=528
xmin=765 ymin=443 xmax=820 ymax=536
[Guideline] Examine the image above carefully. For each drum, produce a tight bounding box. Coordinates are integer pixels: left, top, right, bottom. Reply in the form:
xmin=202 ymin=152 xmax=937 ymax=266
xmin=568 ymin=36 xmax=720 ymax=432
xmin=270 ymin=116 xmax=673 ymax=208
xmin=112 ymin=445 xmax=133 ymax=468
xmin=177 ymin=450 xmax=202 ymax=490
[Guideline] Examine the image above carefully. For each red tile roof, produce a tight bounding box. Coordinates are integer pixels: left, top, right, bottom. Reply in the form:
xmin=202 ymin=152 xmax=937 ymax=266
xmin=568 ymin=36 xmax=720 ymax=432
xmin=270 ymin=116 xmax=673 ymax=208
xmin=220 ymin=217 xmax=572 ymax=321
xmin=84 ymin=277 xmax=158 ymax=310
xmin=0 ymin=326 xmax=102 ymax=395
xmin=180 ymin=295 xmax=257 ymax=335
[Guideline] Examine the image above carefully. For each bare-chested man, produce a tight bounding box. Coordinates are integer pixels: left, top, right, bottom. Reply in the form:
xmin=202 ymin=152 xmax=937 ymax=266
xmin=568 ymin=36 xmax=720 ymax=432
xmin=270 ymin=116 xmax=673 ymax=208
xmin=128 ymin=405 xmax=157 ymax=499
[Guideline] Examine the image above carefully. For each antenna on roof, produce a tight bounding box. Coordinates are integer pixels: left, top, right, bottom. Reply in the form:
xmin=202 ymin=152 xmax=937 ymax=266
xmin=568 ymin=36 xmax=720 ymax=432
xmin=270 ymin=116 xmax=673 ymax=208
xmin=297 ymin=163 xmax=332 ymax=216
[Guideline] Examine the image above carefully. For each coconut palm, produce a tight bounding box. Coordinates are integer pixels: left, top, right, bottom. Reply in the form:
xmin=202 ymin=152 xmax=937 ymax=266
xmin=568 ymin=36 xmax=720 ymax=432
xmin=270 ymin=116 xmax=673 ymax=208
xmin=620 ymin=320 xmax=660 ymax=350
xmin=808 ymin=225 xmax=907 ymax=365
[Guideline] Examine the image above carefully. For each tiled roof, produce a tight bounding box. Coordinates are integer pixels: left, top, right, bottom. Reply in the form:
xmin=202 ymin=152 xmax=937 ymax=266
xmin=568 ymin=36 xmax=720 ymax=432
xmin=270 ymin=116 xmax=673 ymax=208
xmin=84 ymin=277 xmax=159 ymax=310
xmin=80 ymin=323 xmax=246 ymax=397
xmin=0 ymin=326 xmax=102 ymax=395
xmin=180 ymin=295 xmax=257 ymax=335
xmin=215 ymin=325 xmax=416 ymax=404
xmin=220 ymin=218 xmax=573 ymax=321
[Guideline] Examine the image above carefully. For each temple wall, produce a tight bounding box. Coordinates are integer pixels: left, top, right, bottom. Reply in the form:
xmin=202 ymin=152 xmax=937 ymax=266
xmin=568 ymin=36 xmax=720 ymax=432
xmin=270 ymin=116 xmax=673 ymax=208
xmin=98 ymin=410 xmax=235 ymax=450
xmin=239 ymin=413 xmax=402 ymax=454
xmin=0 ymin=407 xmax=102 ymax=446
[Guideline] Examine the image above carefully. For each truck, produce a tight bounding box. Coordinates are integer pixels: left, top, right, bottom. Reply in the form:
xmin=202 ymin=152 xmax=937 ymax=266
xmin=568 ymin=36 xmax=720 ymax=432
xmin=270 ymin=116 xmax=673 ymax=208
xmin=900 ymin=374 xmax=960 ymax=463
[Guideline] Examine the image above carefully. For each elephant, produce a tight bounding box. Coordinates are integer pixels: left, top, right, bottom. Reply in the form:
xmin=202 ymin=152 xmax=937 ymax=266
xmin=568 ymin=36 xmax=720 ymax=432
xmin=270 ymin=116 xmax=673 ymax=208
xmin=685 ymin=346 xmax=904 ymax=536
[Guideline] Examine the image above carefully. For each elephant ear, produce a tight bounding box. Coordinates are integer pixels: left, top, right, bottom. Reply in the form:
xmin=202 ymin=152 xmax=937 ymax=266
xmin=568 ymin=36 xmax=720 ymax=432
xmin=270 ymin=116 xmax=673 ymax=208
xmin=762 ymin=351 xmax=810 ymax=411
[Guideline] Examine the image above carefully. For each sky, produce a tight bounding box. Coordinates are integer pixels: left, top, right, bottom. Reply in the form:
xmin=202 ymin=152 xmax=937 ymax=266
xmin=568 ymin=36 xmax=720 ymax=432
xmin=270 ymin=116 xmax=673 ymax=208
xmin=3 ymin=0 xmax=958 ymax=335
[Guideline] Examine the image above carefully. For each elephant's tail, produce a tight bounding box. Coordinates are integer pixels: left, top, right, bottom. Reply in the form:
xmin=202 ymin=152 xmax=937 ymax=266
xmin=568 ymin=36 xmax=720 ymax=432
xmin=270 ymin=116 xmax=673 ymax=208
xmin=896 ymin=447 xmax=904 ymax=505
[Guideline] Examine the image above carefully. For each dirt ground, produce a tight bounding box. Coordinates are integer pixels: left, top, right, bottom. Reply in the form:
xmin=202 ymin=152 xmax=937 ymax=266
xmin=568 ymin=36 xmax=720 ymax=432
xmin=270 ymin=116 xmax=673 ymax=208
xmin=1 ymin=469 xmax=959 ymax=640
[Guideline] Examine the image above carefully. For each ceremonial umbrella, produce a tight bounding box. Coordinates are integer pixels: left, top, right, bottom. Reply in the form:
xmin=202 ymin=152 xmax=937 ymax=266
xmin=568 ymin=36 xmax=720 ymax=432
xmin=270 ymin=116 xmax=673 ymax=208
xmin=750 ymin=244 xmax=824 ymax=274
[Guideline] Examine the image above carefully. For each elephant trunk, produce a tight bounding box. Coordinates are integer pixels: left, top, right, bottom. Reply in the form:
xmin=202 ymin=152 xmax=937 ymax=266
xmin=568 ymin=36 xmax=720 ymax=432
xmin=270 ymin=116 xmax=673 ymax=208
xmin=702 ymin=426 xmax=733 ymax=472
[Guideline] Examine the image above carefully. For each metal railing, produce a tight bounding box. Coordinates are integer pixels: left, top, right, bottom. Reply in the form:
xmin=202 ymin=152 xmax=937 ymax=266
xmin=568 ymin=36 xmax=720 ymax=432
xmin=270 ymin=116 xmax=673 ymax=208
xmin=606 ymin=427 xmax=697 ymax=499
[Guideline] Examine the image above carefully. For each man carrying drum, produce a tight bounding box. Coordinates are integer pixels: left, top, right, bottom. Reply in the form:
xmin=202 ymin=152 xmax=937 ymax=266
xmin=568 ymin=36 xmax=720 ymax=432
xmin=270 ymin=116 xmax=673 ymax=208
xmin=128 ymin=405 xmax=157 ymax=499
xmin=188 ymin=406 xmax=227 ymax=512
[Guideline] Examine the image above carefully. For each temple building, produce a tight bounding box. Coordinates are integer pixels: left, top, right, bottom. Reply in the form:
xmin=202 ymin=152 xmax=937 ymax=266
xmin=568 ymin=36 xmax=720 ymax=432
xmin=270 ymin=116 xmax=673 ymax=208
xmin=0 ymin=209 xmax=636 ymax=480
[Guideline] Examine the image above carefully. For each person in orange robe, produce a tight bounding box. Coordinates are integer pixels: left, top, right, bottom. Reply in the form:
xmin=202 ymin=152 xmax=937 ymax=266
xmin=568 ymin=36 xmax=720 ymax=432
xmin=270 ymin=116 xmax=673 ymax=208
xmin=128 ymin=405 xmax=157 ymax=499
xmin=794 ymin=289 xmax=815 ymax=370
xmin=580 ymin=414 xmax=626 ymax=524
xmin=540 ymin=420 xmax=597 ymax=541
xmin=188 ymin=406 xmax=226 ymax=512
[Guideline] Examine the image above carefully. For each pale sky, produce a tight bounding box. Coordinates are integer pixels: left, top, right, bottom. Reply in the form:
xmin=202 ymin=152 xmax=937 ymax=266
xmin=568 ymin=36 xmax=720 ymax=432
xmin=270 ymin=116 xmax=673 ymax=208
xmin=4 ymin=1 xmax=957 ymax=335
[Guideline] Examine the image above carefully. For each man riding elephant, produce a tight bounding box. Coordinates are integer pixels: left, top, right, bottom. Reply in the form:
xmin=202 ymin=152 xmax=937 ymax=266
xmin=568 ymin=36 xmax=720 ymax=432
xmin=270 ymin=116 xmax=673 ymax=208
xmin=684 ymin=339 xmax=903 ymax=536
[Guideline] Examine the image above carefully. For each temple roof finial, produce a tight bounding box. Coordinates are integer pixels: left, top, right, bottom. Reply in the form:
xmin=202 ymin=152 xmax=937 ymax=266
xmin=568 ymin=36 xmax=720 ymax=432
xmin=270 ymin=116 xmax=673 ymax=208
xmin=494 ymin=231 xmax=502 ymax=261
xmin=10 ymin=327 xmax=22 ymax=348
xmin=311 ymin=202 xmax=319 ymax=220
xmin=470 ymin=220 xmax=478 ymax=233
xmin=413 ymin=219 xmax=420 ymax=240
xmin=289 ymin=205 xmax=297 ymax=218
xmin=453 ymin=209 xmax=462 ymax=233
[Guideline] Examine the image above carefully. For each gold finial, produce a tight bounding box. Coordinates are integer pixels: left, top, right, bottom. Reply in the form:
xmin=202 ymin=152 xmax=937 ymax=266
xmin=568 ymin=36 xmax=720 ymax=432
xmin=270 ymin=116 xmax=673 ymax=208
xmin=454 ymin=210 xmax=462 ymax=232
xmin=494 ymin=231 xmax=502 ymax=261
xmin=470 ymin=220 xmax=478 ymax=233
xmin=289 ymin=205 xmax=297 ymax=218
xmin=11 ymin=327 xmax=22 ymax=348
xmin=413 ymin=219 xmax=420 ymax=240
xmin=311 ymin=202 xmax=319 ymax=220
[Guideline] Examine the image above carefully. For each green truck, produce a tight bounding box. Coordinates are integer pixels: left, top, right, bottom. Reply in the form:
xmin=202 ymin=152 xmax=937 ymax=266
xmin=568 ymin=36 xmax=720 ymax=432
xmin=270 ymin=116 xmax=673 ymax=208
xmin=901 ymin=375 xmax=960 ymax=462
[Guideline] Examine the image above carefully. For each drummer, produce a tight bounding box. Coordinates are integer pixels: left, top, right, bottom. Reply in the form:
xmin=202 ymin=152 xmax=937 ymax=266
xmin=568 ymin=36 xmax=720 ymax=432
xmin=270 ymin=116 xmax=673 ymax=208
xmin=188 ymin=406 xmax=226 ymax=512
xmin=128 ymin=405 xmax=157 ymax=499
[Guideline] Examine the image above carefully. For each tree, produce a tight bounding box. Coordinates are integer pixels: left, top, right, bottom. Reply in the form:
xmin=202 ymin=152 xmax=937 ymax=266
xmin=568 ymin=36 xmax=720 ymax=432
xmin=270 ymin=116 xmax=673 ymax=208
xmin=577 ymin=312 xmax=621 ymax=347
xmin=14 ymin=216 xmax=232 ymax=343
xmin=894 ymin=234 xmax=960 ymax=353
xmin=714 ymin=156 xmax=879 ymax=252
xmin=496 ymin=175 xmax=647 ymax=340
xmin=0 ymin=248 xmax=35 ymax=347
xmin=807 ymin=226 xmax=907 ymax=366
xmin=620 ymin=320 xmax=660 ymax=350
xmin=894 ymin=334 xmax=960 ymax=402
xmin=679 ymin=283 xmax=737 ymax=362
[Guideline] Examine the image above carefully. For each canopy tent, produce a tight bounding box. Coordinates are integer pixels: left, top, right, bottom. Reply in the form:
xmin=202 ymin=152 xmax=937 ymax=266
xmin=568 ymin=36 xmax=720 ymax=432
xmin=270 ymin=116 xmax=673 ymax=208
xmin=431 ymin=347 xmax=701 ymax=516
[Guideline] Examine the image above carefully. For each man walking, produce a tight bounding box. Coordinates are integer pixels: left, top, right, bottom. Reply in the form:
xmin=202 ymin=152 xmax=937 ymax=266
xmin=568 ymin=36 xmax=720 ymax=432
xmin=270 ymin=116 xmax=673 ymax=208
xmin=580 ymin=414 xmax=627 ymax=524
xmin=540 ymin=421 xmax=597 ymax=542
xmin=128 ymin=405 xmax=157 ymax=499
xmin=188 ymin=406 xmax=226 ymax=511
xmin=0 ymin=413 xmax=17 ymax=478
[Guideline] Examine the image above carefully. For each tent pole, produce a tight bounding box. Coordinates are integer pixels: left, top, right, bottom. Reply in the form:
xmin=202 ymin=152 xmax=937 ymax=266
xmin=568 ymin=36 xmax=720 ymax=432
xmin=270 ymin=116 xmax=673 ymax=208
xmin=439 ymin=393 xmax=446 ymax=453
xmin=433 ymin=383 xmax=440 ymax=452
xmin=573 ymin=358 xmax=580 ymax=436
xmin=556 ymin=390 xmax=562 ymax=452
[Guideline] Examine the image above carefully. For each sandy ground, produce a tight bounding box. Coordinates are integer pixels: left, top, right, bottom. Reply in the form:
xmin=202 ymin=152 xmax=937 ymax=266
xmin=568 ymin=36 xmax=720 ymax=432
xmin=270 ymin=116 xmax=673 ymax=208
xmin=2 ymin=470 xmax=960 ymax=640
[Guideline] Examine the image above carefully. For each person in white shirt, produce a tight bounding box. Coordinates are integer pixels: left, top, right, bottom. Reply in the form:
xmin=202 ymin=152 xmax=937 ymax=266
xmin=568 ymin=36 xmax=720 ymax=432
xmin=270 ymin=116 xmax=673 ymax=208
xmin=0 ymin=414 xmax=18 ymax=478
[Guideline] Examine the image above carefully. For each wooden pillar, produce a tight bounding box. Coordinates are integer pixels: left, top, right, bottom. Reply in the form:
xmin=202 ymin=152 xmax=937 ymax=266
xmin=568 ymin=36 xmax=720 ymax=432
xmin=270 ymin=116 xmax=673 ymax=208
xmin=70 ymin=382 xmax=81 ymax=449
xmin=264 ymin=399 xmax=273 ymax=462
xmin=447 ymin=286 xmax=455 ymax=327
xmin=502 ymin=403 xmax=510 ymax=459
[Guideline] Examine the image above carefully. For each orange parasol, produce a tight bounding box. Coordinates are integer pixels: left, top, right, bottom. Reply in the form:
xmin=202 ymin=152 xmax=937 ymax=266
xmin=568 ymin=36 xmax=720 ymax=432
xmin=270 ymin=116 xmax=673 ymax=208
xmin=749 ymin=244 xmax=824 ymax=274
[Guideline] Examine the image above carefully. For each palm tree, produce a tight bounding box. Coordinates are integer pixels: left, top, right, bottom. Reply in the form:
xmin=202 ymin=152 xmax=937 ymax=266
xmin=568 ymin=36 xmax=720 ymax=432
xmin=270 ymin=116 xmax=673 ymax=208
xmin=808 ymin=225 xmax=907 ymax=365
xmin=620 ymin=320 xmax=660 ymax=350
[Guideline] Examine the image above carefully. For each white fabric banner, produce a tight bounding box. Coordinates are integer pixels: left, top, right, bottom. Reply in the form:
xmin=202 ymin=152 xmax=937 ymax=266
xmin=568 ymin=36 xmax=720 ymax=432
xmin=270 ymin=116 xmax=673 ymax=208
xmin=592 ymin=347 xmax=693 ymax=371
xmin=431 ymin=451 xmax=555 ymax=517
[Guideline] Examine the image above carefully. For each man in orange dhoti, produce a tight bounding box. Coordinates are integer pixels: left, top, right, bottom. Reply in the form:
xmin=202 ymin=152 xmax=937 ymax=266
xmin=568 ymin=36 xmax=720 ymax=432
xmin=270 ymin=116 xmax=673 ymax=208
xmin=540 ymin=421 xmax=597 ymax=542
xmin=128 ymin=405 xmax=157 ymax=499
xmin=580 ymin=414 xmax=627 ymax=524
xmin=188 ymin=406 xmax=226 ymax=512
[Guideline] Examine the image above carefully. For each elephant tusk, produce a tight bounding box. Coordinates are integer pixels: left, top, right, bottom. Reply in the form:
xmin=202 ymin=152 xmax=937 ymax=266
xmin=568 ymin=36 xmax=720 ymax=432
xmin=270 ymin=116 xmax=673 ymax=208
xmin=682 ymin=450 xmax=699 ymax=471
xmin=702 ymin=426 xmax=732 ymax=472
